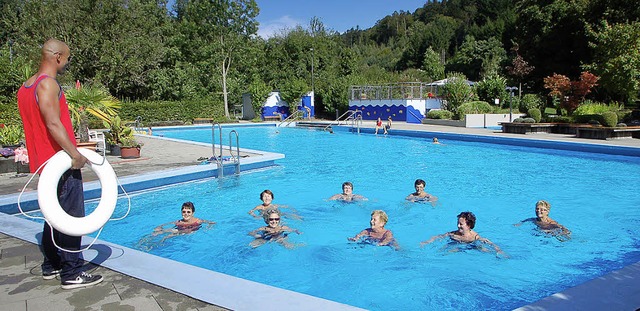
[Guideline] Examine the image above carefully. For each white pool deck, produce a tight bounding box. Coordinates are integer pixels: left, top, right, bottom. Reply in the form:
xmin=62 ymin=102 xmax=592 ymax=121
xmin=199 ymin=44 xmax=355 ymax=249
xmin=1 ymin=121 xmax=639 ymax=311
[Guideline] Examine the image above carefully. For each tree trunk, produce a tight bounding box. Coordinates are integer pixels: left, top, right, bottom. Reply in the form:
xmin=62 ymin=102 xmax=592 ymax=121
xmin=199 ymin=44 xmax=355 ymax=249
xmin=78 ymin=114 xmax=90 ymax=143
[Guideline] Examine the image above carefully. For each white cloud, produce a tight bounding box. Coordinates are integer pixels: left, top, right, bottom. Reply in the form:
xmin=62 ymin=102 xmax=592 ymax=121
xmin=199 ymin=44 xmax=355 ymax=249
xmin=257 ymin=15 xmax=301 ymax=38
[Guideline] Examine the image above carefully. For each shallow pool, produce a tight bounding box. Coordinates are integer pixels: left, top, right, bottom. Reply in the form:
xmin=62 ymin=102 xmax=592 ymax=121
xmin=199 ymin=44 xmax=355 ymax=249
xmin=90 ymin=126 xmax=640 ymax=310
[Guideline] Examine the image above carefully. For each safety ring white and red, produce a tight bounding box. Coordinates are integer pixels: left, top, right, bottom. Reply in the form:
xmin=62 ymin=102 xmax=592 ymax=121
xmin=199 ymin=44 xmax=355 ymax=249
xmin=37 ymin=148 xmax=118 ymax=236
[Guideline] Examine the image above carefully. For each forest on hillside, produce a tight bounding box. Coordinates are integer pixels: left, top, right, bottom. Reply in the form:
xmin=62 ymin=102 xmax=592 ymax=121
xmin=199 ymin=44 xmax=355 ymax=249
xmin=0 ymin=0 xmax=639 ymax=122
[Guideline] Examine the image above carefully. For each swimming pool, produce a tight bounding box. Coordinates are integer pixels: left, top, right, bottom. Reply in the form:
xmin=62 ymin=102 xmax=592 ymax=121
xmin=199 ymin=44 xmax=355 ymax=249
xmin=29 ymin=126 xmax=640 ymax=310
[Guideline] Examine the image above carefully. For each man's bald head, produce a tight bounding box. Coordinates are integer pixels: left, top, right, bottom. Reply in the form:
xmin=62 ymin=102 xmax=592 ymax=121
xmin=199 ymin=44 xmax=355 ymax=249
xmin=42 ymin=39 xmax=69 ymax=58
xmin=41 ymin=39 xmax=71 ymax=75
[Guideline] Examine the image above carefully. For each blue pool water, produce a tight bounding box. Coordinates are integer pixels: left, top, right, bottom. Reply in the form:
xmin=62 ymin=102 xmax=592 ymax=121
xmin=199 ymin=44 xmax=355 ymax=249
xmin=90 ymin=126 xmax=639 ymax=310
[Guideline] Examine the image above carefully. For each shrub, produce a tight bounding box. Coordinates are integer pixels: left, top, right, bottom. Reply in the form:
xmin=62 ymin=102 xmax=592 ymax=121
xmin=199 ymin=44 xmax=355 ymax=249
xmin=0 ymin=124 xmax=25 ymax=146
xmin=527 ymin=108 xmax=542 ymax=122
xmin=457 ymin=101 xmax=493 ymax=119
xmin=519 ymin=94 xmax=544 ymax=112
xmin=427 ymin=109 xmax=454 ymax=120
xmin=601 ymin=111 xmax=618 ymax=127
xmin=475 ymin=76 xmax=507 ymax=104
xmin=513 ymin=118 xmax=524 ymax=123
xmin=617 ymin=123 xmax=627 ymax=127
xmin=552 ymin=116 xmax=573 ymax=123
xmin=573 ymin=100 xmax=620 ymax=115
xmin=522 ymin=118 xmax=536 ymax=123
xmin=119 ymin=98 xmax=227 ymax=125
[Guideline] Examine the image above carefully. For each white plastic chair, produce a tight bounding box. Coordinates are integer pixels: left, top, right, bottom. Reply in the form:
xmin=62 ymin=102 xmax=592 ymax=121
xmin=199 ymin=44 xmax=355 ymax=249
xmin=88 ymin=130 xmax=106 ymax=156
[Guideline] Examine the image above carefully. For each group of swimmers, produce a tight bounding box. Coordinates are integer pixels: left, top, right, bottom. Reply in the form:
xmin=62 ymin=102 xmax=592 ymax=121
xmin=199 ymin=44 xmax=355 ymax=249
xmin=139 ymin=179 xmax=570 ymax=253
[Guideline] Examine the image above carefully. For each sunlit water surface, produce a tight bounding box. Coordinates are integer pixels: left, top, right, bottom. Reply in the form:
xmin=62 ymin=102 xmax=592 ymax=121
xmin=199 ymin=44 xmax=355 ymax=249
xmin=80 ymin=126 xmax=640 ymax=310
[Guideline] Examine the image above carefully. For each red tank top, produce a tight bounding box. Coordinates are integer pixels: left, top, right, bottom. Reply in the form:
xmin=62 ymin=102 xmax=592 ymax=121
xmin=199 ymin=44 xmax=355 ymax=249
xmin=17 ymin=75 xmax=76 ymax=173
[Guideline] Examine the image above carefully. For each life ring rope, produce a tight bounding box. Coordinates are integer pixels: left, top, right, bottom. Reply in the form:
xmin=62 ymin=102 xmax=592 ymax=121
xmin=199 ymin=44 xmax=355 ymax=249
xmin=16 ymin=148 xmax=131 ymax=253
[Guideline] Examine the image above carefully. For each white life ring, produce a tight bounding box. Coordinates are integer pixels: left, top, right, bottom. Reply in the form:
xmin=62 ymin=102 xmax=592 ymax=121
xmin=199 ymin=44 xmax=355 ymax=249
xmin=37 ymin=148 xmax=118 ymax=236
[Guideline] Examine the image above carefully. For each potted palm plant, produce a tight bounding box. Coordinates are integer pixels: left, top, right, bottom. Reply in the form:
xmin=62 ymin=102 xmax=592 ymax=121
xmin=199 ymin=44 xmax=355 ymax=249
xmin=66 ymin=84 xmax=120 ymax=143
xmin=119 ymin=136 xmax=142 ymax=159
xmin=103 ymin=115 xmax=132 ymax=156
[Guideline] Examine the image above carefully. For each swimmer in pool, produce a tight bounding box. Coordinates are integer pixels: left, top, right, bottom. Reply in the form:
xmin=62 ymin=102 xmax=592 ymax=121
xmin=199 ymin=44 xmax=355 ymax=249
xmin=348 ymin=210 xmax=399 ymax=250
xmin=420 ymin=211 xmax=505 ymax=255
xmin=248 ymin=190 xmax=302 ymax=220
xmin=406 ymin=179 xmax=438 ymax=205
xmin=153 ymin=202 xmax=215 ymax=236
xmin=329 ymin=181 xmax=368 ymax=202
xmin=432 ymin=137 xmax=441 ymax=144
xmin=249 ymin=209 xmax=302 ymax=249
xmin=137 ymin=202 xmax=215 ymax=250
xmin=514 ymin=200 xmax=571 ymax=241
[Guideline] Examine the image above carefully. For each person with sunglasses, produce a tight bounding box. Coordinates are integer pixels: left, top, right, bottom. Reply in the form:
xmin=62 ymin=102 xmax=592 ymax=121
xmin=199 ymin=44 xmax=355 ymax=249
xmin=248 ymin=209 xmax=301 ymax=249
xmin=136 ymin=202 xmax=215 ymax=251
xmin=153 ymin=202 xmax=215 ymax=236
xmin=17 ymin=39 xmax=102 ymax=289
xmin=514 ymin=200 xmax=571 ymax=241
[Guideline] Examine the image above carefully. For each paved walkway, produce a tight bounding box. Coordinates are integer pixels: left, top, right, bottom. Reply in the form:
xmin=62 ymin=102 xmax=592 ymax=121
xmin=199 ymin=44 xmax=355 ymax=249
xmin=1 ymin=122 xmax=639 ymax=311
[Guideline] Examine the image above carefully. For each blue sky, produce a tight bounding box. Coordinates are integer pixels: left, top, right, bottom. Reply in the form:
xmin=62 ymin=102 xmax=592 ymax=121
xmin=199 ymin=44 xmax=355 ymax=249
xmin=255 ymin=0 xmax=427 ymax=38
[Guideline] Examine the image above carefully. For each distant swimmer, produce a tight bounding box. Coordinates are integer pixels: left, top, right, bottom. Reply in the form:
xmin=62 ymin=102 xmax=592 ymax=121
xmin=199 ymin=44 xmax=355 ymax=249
xmin=329 ymin=181 xmax=368 ymax=202
xmin=432 ymin=137 xmax=442 ymax=144
xmin=248 ymin=209 xmax=302 ymax=249
xmin=348 ymin=210 xmax=399 ymax=250
xmin=406 ymin=179 xmax=438 ymax=205
xmin=514 ymin=200 xmax=571 ymax=241
xmin=420 ymin=211 xmax=506 ymax=256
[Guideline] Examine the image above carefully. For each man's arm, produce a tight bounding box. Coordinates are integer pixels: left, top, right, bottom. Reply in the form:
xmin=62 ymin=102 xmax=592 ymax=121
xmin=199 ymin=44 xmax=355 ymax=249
xmin=37 ymin=78 xmax=87 ymax=169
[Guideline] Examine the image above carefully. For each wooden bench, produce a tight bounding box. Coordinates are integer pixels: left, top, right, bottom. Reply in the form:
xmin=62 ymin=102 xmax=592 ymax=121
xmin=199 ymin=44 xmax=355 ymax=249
xmin=263 ymin=115 xmax=281 ymax=122
xmin=575 ymin=126 xmax=640 ymax=140
xmin=193 ymin=118 xmax=214 ymax=124
xmin=500 ymin=123 xmax=556 ymax=134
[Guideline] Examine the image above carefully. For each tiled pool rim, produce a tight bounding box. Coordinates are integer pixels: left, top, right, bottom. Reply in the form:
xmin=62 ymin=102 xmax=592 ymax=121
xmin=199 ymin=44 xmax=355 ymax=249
xmin=1 ymin=124 xmax=639 ymax=310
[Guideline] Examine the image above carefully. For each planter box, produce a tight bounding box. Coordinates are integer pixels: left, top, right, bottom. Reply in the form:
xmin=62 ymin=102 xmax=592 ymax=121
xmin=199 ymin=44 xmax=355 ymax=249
xmin=0 ymin=157 xmax=30 ymax=174
xmin=501 ymin=123 xmax=557 ymax=134
xmin=575 ymin=126 xmax=640 ymax=140
xmin=120 ymin=147 xmax=141 ymax=159
xmin=422 ymin=119 xmax=466 ymax=127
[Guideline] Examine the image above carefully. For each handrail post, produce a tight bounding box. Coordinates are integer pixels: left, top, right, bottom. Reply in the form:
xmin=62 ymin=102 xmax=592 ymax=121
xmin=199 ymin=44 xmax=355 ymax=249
xmin=229 ymin=130 xmax=240 ymax=175
xmin=212 ymin=122 xmax=223 ymax=177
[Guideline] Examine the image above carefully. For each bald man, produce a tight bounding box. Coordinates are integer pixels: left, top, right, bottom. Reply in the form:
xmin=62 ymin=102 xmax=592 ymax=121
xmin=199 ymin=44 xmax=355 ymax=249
xmin=17 ymin=39 xmax=103 ymax=289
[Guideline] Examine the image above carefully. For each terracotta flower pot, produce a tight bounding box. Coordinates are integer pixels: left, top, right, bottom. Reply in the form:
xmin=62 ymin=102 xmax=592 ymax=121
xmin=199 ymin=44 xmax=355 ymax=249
xmin=120 ymin=146 xmax=140 ymax=159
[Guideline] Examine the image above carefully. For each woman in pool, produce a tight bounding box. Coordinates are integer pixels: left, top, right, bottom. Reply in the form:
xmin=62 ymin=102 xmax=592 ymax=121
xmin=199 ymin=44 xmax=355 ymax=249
xmin=329 ymin=181 xmax=367 ymax=202
xmin=248 ymin=190 xmax=302 ymax=220
xmin=420 ymin=211 xmax=505 ymax=255
xmin=514 ymin=200 xmax=571 ymax=241
xmin=406 ymin=179 xmax=438 ymax=205
xmin=137 ymin=202 xmax=215 ymax=250
xmin=248 ymin=209 xmax=302 ymax=249
xmin=153 ymin=202 xmax=215 ymax=236
xmin=348 ymin=210 xmax=399 ymax=250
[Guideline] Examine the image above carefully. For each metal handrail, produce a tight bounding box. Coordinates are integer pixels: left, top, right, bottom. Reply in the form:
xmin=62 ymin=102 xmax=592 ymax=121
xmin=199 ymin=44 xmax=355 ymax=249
xmin=323 ymin=109 xmax=360 ymax=131
xmin=351 ymin=112 xmax=363 ymax=134
xmin=278 ymin=110 xmax=303 ymax=127
xmin=212 ymin=122 xmax=223 ymax=177
xmin=229 ymin=130 xmax=240 ymax=175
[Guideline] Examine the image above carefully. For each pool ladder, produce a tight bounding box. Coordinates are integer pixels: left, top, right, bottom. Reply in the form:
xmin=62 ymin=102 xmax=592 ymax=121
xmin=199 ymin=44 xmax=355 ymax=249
xmin=211 ymin=123 xmax=241 ymax=178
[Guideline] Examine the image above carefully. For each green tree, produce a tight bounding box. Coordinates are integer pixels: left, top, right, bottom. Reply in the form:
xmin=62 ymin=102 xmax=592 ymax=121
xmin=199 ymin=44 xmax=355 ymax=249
xmin=422 ymin=47 xmax=445 ymax=80
xmin=440 ymin=72 xmax=476 ymax=117
xmin=585 ymin=21 xmax=640 ymax=103
xmin=475 ymin=75 xmax=507 ymax=105
xmin=179 ymin=0 xmax=259 ymax=118
xmin=446 ymin=36 xmax=506 ymax=81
